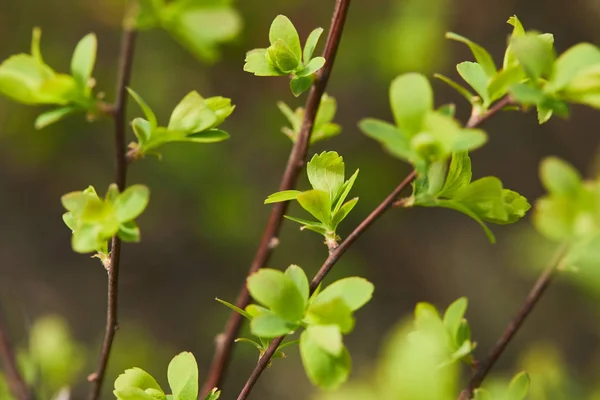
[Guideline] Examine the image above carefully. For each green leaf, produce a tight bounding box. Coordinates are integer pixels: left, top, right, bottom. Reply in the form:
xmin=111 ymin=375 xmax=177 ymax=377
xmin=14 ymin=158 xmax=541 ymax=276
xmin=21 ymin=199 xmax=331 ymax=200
xmin=473 ymin=389 xmax=492 ymax=400
xmin=299 ymin=330 xmax=351 ymax=389
xmin=435 ymin=199 xmax=496 ymax=243
xmin=0 ymin=54 xmax=58 ymax=105
xmin=290 ymin=75 xmax=314 ymax=97
xmin=168 ymin=91 xmax=217 ymax=133
xmin=118 ymin=221 xmax=141 ymax=242
xmin=433 ymin=73 xmax=475 ymax=103
xmin=167 ymin=352 xmax=198 ymax=400
xmin=456 ymin=62 xmax=490 ymax=106
xmin=35 ymin=106 xmax=78 ymax=129
xmin=250 ymin=311 xmax=299 ymax=338
xmin=268 ymin=40 xmax=301 ymax=73
xmin=390 ymin=73 xmax=433 ymax=136
xmin=269 ymin=15 xmax=302 ymax=61
xmin=72 ymin=224 xmax=105 ymax=253
xmin=438 ymin=152 xmax=472 ymax=198
xmin=247 ymin=269 xmax=306 ymax=321
xmin=114 ymin=185 xmax=150 ymax=223
xmin=31 ymin=27 xmax=44 ymax=64
xmin=487 ymin=65 xmax=525 ymax=103
xmin=312 ymin=277 xmax=374 ymax=312
xmin=304 ymin=28 xmax=324 ymax=63
xmin=446 ymin=32 xmax=497 ymax=77
xmin=540 ymin=157 xmax=582 ymax=195
xmin=507 ymin=372 xmax=530 ymax=400
xmin=307 ymin=151 xmax=345 ymax=202
xmin=503 ymin=15 xmax=526 ymax=69
xmin=243 ymin=48 xmax=281 ymax=76
xmin=442 ymin=297 xmax=468 ymax=342
xmin=510 ymin=33 xmax=555 ymax=79
xmin=297 ymin=190 xmax=332 ymax=225
xmin=306 ymin=325 xmax=343 ymax=356
xmin=331 ymin=198 xmax=358 ymax=230
xmin=284 ymin=216 xmax=328 ymax=235
xmin=549 ymin=43 xmax=600 ymax=91
xmin=264 ymin=190 xmax=302 ymax=204
xmin=204 ymin=388 xmax=220 ymax=400
xmin=285 ymin=265 xmax=309 ymax=307
xmin=305 ymin=297 xmax=354 ymax=334
xmin=334 ymin=169 xmax=359 ymax=213
xmin=215 ymin=298 xmax=253 ymax=320
xmin=127 ymin=88 xmax=157 ymax=128
xmin=185 ymin=128 xmax=230 ymax=143
xmin=114 ymin=368 xmax=164 ymax=400
xmin=70 ymin=33 xmax=97 ymax=93
xmin=297 ymin=56 xmax=326 ymax=77
xmin=454 ymin=177 xmax=507 ymax=222
xmin=359 ymin=118 xmax=413 ymax=162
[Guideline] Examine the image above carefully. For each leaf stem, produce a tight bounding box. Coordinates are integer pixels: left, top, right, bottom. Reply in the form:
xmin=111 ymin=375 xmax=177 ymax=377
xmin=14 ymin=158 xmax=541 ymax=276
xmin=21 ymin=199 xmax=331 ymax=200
xmin=87 ymin=24 xmax=137 ymax=400
xmin=457 ymin=245 xmax=568 ymax=400
xmin=0 ymin=312 xmax=31 ymax=400
xmin=200 ymin=0 xmax=353 ymax=395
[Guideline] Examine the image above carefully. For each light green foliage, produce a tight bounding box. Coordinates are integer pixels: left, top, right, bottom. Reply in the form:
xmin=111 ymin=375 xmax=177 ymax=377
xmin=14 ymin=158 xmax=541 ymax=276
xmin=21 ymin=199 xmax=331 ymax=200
xmin=244 ymin=15 xmax=326 ymax=96
xmin=518 ymin=344 xmax=571 ymax=400
xmin=474 ymin=372 xmax=530 ymax=400
xmin=135 ymin=0 xmax=241 ymax=62
xmin=265 ymin=152 xmax=359 ymax=249
xmin=278 ymin=94 xmax=341 ymax=144
xmin=359 ymin=73 xmax=487 ymax=174
xmin=128 ymin=89 xmax=233 ymax=159
xmin=410 ymin=152 xmax=530 ymax=242
xmin=0 ymin=28 xmax=100 ymax=128
xmin=61 ymin=184 xmax=150 ymax=254
xmin=114 ymin=351 xmax=220 ymax=400
xmin=16 ymin=316 xmax=85 ymax=400
xmin=217 ymin=265 xmax=373 ymax=389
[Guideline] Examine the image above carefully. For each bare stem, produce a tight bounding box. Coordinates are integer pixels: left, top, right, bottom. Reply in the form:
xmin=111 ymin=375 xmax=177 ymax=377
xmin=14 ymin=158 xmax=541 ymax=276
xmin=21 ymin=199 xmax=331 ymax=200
xmin=457 ymin=246 xmax=568 ymax=400
xmin=0 ymin=313 xmax=31 ymax=400
xmin=200 ymin=0 xmax=353 ymax=395
xmin=87 ymin=25 xmax=137 ymax=400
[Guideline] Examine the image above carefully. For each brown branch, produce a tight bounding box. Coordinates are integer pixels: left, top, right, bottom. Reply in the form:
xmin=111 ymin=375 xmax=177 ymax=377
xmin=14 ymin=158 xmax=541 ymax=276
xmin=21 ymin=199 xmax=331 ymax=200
xmin=200 ymin=0 xmax=353 ymax=395
xmin=87 ymin=25 xmax=137 ymax=400
xmin=457 ymin=246 xmax=568 ymax=400
xmin=0 ymin=313 xmax=31 ymax=400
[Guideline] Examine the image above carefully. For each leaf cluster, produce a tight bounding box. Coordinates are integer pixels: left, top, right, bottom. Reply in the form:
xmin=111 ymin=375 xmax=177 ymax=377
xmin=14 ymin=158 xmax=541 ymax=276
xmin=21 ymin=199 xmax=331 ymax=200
xmin=61 ymin=184 xmax=150 ymax=254
xmin=114 ymin=351 xmax=220 ymax=400
xmin=265 ymin=151 xmax=359 ymax=249
xmin=278 ymin=93 xmax=341 ymax=145
xmin=244 ymin=15 xmax=326 ymax=96
xmin=0 ymin=28 xmax=100 ymax=128
xmin=218 ymin=265 xmax=373 ymax=389
xmin=128 ymin=89 xmax=233 ymax=160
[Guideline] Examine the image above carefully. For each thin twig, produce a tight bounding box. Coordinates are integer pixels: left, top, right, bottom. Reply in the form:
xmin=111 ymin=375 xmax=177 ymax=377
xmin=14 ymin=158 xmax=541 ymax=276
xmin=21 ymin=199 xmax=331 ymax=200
xmin=457 ymin=245 xmax=568 ymax=400
xmin=200 ymin=0 xmax=353 ymax=395
xmin=0 ymin=313 xmax=30 ymax=400
xmin=235 ymin=94 xmax=513 ymax=399
xmin=87 ymin=25 xmax=137 ymax=400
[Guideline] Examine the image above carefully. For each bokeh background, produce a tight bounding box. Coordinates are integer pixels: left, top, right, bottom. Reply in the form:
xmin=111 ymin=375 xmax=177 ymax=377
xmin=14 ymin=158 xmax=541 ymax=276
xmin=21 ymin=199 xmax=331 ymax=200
xmin=2 ymin=0 xmax=600 ymax=399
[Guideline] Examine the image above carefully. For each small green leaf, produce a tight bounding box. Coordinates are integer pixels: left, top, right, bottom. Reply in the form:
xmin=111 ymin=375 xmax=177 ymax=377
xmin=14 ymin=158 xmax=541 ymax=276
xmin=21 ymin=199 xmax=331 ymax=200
xmin=359 ymin=118 xmax=413 ymax=162
xmin=312 ymin=277 xmax=374 ymax=312
xmin=215 ymin=298 xmax=253 ymax=320
xmin=185 ymin=129 xmax=230 ymax=143
xmin=290 ymin=75 xmax=314 ymax=97
xmin=70 ymin=33 xmax=97 ymax=93
xmin=446 ymin=32 xmax=497 ymax=77
xmin=304 ymin=28 xmax=324 ymax=64
xmin=285 ymin=265 xmax=309 ymax=307
xmin=510 ymin=33 xmax=555 ymax=79
xmin=35 ymin=106 xmax=78 ymax=129
xmin=457 ymin=62 xmax=490 ymax=106
xmin=268 ymin=40 xmax=301 ymax=73
xmin=306 ymin=325 xmax=343 ymax=356
xmin=435 ymin=199 xmax=496 ymax=243
xmin=507 ymin=372 xmax=530 ymax=400
xmin=434 ymin=73 xmax=475 ymax=103
xmin=438 ymin=152 xmax=472 ymax=198
xmin=114 ymin=367 xmax=165 ymax=400
xmin=243 ymin=48 xmax=281 ymax=76
xmin=473 ymin=389 xmax=492 ymax=400
xmin=204 ymin=388 xmax=221 ymax=400
xmin=247 ymin=269 xmax=306 ymax=321
xmin=250 ymin=312 xmax=299 ymax=338
xmin=442 ymin=297 xmax=468 ymax=341
xmin=487 ymin=65 xmax=525 ymax=103
xmin=168 ymin=91 xmax=217 ymax=133
xmin=307 ymin=151 xmax=345 ymax=203
xmin=31 ymin=27 xmax=44 ymax=64
xmin=167 ymin=352 xmax=198 ymax=400
xmin=390 ymin=73 xmax=433 ymax=136
xmin=549 ymin=43 xmax=600 ymax=91
xmin=269 ymin=15 xmax=302 ymax=61
xmin=114 ymin=185 xmax=150 ymax=223
xmin=264 ymin=190 xmax=302 ymax=204
xmin=118 ymin=221 xmax=141 ymax=242
xmin=331 ymin=198 xmax=358 ymax=230
xmin=334 ymin=169 xmax=359 ymax=214
xmin=127 ymin=88 xmax=157 ymax=128
xmin=297 ymin=57 xmax=325 ymax=77
xmin=72 ymin=224 xmax=105 ymax=253
xmin=297 ymin=190 xmax=331 ymax=225
xmin=305 ymin=297 xmax=355 ymax=334
xmin=284 ymin=216 xmax=328 ymax=235
xmin=540 ymin=157 xmax=582 ymax=195
xmin=299 ymin=330 xmax=351 ymax=390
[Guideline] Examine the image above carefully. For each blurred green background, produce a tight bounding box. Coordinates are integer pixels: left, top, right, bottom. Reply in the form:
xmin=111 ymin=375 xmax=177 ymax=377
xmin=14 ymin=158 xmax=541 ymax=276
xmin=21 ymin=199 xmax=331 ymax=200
xmin=2 ymin=0 xmax=600 ymax=398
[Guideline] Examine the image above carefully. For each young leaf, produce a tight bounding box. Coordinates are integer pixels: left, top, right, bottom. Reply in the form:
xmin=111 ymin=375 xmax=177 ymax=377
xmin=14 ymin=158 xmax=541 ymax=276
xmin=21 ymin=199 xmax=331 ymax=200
xmin=215 ymin=298 xmax=253 ymax=321
xmin=296 ymin=56 xmax=326 ymax=77
xmin=438 ymin=152 xmax=472 ymax=198
xmin=35 ymin=106 xmax=78 ymax=129
xmin=114 ymin=185 xmax=150 ymax=223
xmin=168 ymin=91 xmax=217 ymax=133
xmin=334 ymin=169 xmax=359 ymax=214
xmin=70 ymin=33 xmax=97 ymax=93
xmin=250 ymin=312 xmax=299 ymax=338
xmin=456 ymin=62 xmax=490 ymax=106
xmin=331 ymin=198 xmax=358 ymax=230
xmin=267 ymin=40 xmax=301 ymax=73
xmin=247 ymin=269 xmax=306 ymax=321
xmin=434 ymin=73 xmax=475 ymax=103
xmin=549 ymin=43 xmax=600 ymax=91
xmin=117 ymin=221 xmax=141 ymax=242
xmin=114 ymin=368 xmax=164 ymax=400
xmin=540 ymin=157 xmax=582 ymax=196
xmin=290 ymin=75 xmax=314 ymax=97
xmin=446 ymin=32 xmax=497 ymax=77
xmin=435 ymin=199 xmax=496 ymax=243
xmin=510 ymin=33 xmax=555 ymax=79
xmin=297 ymin=190 xmax=331 ymax=225
xmin=269 ymin=15 xmax=302 ymax=61
xmin=299 ymin=330 xmax=351 ymax=389
xmin=264 ymin=190 xmax=302 ymax=204
xmin=167 ymin=352 xmax=198 ymax=400
xmin=285 ymin=265 xmax=309 ymax=306
xmin=304 ymin=28 xmax=324 ymax=63
xmin=306 ymin=325 xmax=343 ymax=356
xmin=284 ymin=216 xmax=328 ymax=235
xmin=442 ymin=297 xmax=468 ymax=341
xmin=358 ymin=118 xmax=413 ymax=162
xmin=307 ymin=152 xmax=345 ymax=202
xmin=390 ymin=73 xmax=433 ymax=135
xmin=243 ymin=48 xmax=281 ymax=76
xmin=305 ymin=297 xmax=355 ymax=334
xmin=312 ymin=277 xmax=374 ymax=312
xmin=127 ymin=88 xmax=158 ymax=128
xmin=507 ymin=372 xmax=530 ymax=400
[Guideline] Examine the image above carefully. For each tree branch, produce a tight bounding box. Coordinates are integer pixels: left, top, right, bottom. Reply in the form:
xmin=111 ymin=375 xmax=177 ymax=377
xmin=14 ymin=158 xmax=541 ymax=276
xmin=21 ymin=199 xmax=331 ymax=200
xmin=0 ymin=313 xmax=31 ymax=400
xmin=457 ymin=245 xmax=568 ymax=400
xmin=200 ymin=0 xmax=353 ymax=395
xmin=87 ymin=25 xmax=137 ymax=400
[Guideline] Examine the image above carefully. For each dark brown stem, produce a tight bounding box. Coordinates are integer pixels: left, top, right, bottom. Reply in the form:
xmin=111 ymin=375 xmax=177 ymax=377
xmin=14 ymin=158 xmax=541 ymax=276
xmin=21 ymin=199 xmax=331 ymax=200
xmin=236 ymin=171 xmax=417 ymax=400
xmin=200 ymin=0 xmax=352 ymax=395
xmin=0 ymin=313 xmax=31 ymax=400
xmin=457 ymin=246 xmax=567 ymax=400
xmin=87 ymin=26 xmax=137 ymax=400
